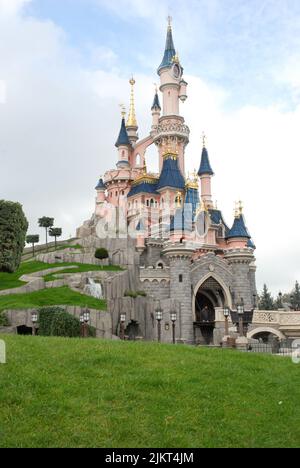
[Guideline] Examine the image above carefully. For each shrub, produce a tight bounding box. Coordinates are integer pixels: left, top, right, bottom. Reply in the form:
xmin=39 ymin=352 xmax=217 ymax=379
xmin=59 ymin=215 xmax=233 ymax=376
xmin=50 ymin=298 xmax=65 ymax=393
xmin=38 ymin=307 xmax=96 ymax=338
xmin=0 ymin=200 xmax=28 ymax=273
xmin=95 ymin=248 xmax=109 ymax=260
xmin=0 ymin=312 xmax=9 ymax=327
xmin=124 ymin=290 xmax=147 ymax=299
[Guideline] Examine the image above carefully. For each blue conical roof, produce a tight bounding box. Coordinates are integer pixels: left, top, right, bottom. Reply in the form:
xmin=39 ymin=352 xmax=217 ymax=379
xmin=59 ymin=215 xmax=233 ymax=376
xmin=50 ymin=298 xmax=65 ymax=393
xmin=158 ymin=26 xmax=176 ymax=73
xmin=115 ymin=118 xmax=131 ymax=147
xmin=226 ymin=215 xmax=251 ymax=239
xmin=198 ymin=147 xmax=214 ymax=177
xmin=95 ymin=178 xmax=105 ymax=191
xmin=151 ymin=92 xmax=161 ymax=111
xmin=157 ymin=155 xmax=185 ymax=191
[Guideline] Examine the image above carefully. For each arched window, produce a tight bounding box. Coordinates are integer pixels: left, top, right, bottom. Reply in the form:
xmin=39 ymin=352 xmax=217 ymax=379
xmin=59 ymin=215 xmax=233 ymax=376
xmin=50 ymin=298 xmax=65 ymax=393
xmin=179 ymin=274 xmax=183 ymax=283
xmin=146 ymin=200 xmax=150 ymax=207
xmin=150 ymin=199 xmax=154 ymax=207
xmin=218 ymin=226 xmax=224 ymax=238
xmin=157 ymin=263 xmax=164 ymax=269
xmin=122 ymin=190 xmax=125 ymax=196
xmin=122 ymin=150 xmax=125 ymax=158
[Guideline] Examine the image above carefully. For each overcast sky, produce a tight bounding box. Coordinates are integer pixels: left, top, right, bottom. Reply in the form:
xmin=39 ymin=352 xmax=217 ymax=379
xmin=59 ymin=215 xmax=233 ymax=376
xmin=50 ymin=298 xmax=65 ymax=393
xmin=1 ymin=0 xmax=300 ymax=294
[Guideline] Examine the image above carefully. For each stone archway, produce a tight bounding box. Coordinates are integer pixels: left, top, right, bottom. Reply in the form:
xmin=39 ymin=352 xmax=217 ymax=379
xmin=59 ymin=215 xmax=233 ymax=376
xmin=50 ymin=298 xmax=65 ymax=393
xmin=192 ymin=273 xmax=233 ymax=323
xmin=248 ymin=327 xmax=285 ymax=341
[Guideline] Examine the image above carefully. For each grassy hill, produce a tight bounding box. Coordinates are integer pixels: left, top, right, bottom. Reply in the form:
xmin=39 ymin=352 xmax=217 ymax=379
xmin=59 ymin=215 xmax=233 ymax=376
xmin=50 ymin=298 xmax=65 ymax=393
xmin=0 ymin=335 xmax=299 ymax=448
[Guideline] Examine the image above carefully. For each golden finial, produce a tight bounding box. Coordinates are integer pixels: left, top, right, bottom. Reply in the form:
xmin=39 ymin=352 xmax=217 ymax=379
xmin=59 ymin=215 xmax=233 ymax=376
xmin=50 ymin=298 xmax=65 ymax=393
xmin=202 ymin=132 xmax=207 ymax=148
xmin=154 ymin=83 xmax=158 ymax=93
xmin=176 ymin=192 xmax=182 ymax=208
xmin=167 ymin=15 xmax=172 ymax=30
xmin=119 ymin=104 xmax=126 ymax=119
xmin=192 ymin=169 xmax=197 ymax=181
xmin=215 ymin=200 xmax=218 ymax=210
xmin=127 ymin=77 xmax=137 ymax=127
xmin=234 ymin=201 xmax=241 ymax=218
xmin=238 ymin=200 xmax=243 ymax=215
xmin=200 ymin=199 xmax=208 ymax=212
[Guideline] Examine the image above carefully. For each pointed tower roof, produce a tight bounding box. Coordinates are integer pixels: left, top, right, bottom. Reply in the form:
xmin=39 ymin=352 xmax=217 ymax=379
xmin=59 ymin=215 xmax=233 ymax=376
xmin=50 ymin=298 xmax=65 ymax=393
xmin=151 ymin=91 xmax=161 ymax=111
xmin=198 ymin=146 xmax=214 ymax=177
xmin=95 ymin=178 xmax=105 ymax=191
xmin=127 ymin=78 xmax=138 ymax=128
xmin=226 ymin=213 xmax=251 ymax=240
xmin=115 ymin=117 xmax=131 ymax=147
xmin=158 ymin=18 xmax=176 ymax=73
xmin=157 ymin=152 xmax=185 ymax=191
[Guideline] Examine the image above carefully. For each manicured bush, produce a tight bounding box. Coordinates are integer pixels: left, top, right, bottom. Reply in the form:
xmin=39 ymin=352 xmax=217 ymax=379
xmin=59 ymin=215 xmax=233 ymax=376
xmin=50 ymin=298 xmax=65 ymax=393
xmin=38 ymin=307 xmax=96 ymax=338
xmin=0 ymin=200 xmax=28 ymax=273
xmin=0 ymin=312 xmax=9 ymax=327
xmin=124 ymin=290 xmax=147 ymax=298
xmin=95 ymin=248 xmax=109 ymax=260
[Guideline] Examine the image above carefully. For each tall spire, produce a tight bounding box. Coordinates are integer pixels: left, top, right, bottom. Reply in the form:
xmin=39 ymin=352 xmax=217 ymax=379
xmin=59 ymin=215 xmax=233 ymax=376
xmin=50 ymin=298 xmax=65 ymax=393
xmin=198 ymin=135 xmax=214 ymax=177
xmin=127 ymin=77 xmax=137 ymax=128
xmin=158 ymin=18 xmax=176 ymax=73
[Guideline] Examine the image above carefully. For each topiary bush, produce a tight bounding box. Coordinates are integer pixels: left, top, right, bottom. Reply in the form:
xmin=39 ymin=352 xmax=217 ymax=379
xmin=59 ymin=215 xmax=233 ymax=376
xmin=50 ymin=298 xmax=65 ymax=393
xmin=124 ymin=290 xmax=147 ymax=299
xmin=38 ymin=307 xmax=96 ymax=338
xmin=95 ymin=248 xmax=109 ymax=261
xmin=0 ymin=312 xmax=9 ymax=327
xmin=0 ymin=200 xmax=28 ymax=273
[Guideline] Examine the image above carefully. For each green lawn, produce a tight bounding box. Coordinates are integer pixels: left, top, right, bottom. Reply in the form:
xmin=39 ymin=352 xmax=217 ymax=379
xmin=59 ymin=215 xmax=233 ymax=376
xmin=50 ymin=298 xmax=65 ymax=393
xmin=0 ymin=261 xmax=122 ymax=291
xmin=0 ymin=336 xmax=299 ymax=448
xmin=0 ymin=287 xmax=107 ymax=312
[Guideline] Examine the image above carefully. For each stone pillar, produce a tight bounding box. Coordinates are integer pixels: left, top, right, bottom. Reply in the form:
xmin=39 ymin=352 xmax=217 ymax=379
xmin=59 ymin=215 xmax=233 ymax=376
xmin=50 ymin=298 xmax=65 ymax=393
xmin=163 ymin=245 xmax=195 ymax=344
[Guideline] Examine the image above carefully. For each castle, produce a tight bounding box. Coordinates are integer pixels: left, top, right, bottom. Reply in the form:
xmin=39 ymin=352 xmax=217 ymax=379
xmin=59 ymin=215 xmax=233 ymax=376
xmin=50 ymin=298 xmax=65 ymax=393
xmin=77 ymin=20 xmax=257 ymax=345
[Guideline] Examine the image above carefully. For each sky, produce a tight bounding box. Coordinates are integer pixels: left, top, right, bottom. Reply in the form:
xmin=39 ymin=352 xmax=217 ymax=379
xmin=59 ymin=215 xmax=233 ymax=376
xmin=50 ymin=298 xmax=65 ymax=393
xmin=1 ymin=0 xmax=300 ymax=294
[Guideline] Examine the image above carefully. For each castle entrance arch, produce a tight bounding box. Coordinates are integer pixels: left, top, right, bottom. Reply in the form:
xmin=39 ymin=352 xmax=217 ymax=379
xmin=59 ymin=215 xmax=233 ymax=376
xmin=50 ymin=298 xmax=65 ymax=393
xmin=193 ymin=275 xmax=231 ymax=345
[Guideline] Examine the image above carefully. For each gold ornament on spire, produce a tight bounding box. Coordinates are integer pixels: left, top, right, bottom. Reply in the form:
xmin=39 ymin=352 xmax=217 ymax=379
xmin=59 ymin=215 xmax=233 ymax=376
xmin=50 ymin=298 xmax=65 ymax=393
xmin=119 ymin=104 xmax=126 ymax=119
xmin=167 ymin=15 xmax=172 ymax=31
xmin=234 ymin=200 xmax=243 ymax=218
xmin=202 ymin=132 xmax=207 ymax=148
xmin=127 ymin=77 xmax=138 ymax=128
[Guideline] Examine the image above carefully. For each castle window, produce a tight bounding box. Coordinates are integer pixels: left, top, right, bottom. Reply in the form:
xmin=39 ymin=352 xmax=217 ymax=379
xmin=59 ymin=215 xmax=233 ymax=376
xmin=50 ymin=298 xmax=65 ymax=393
xmin=218 ymin=226 xmax=224 ymax=238
xmin=179 ymin=274 xmax=183 ymax=283
xmin=157 ymin=263 xmax=164 ymax=269
xmin=116 ymin=192 xmax=118 ymax=197
xmin=146 ymin=200 xmax=150 ymax=207
xmin=122 ymin=191 xmax=125 ymax=196
xmin=150 ymin=199 xmax=154 ymax=207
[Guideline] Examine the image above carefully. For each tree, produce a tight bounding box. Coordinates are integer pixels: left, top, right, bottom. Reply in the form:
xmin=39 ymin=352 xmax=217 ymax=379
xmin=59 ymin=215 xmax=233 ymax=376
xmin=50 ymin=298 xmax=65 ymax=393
xmin=0 ymin=200 xmax=28 ymax=273
xmin=26 ymin=235 xmax=40 ymax=258
xmin=49 ymin=227 xmax=62 ymax=250
xmin=274 ymin=292 xmax=284 ymax=310
xmin=291 ymin=281 xmax=300 ymax=311
xmin=95 ymin=248 xmax=109 ymax=260
xmin=38 ymin=217 xmax=54 ymax=252
xmin=259 ymin=284 xmax=275 ymax=310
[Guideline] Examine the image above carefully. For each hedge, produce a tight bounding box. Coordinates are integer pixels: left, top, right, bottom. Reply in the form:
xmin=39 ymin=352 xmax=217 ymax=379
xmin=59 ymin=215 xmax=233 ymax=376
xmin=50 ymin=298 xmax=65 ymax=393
xmin=0 ymin=200 xmax=28 ymax=273
xmin=0 ymin=312 xmax=9 ymax=327
xmin=95 ymin=248 xmax=109 ymax=260
xmin=38 ymin=307 xmax=96 ymax=338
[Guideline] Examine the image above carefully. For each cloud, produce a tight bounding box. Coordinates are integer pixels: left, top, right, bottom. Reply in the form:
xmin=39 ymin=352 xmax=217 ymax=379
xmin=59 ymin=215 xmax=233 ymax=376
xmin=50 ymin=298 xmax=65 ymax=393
xmin=0 ymin=0 xmax=31 ymax=16
xmin=1 ymin=1 xmax=300 ymax=295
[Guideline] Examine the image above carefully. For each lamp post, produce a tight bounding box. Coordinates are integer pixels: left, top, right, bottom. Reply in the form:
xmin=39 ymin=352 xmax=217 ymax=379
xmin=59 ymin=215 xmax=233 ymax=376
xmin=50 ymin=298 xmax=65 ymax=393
xmin=223 ymin=307 xmax=230 ymax=338
xmin=120 ymin=313 xmax=126 ymax=340
xmin=237 ymin=304 xmax=244 ymax=337
xmin=81 ymin=308 xmax=90 ymax=338
xmin=31 ymin=311 xmax=38 ymax=336
xmin=155 ymin=307 xmax=163 ymax=343
xmin=80 ymin=313 xmax=85 ymax=338
xmin=170 ymin=311 xmax=177 ymax=344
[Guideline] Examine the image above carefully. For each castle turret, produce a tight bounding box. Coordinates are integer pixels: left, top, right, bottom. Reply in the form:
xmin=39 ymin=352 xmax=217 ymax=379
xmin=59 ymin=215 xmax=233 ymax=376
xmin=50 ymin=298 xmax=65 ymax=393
xmin=151 ymin=88 xmax=161 ymax=128
xmin=198 ymin=137 xmax=214 ymax=209
xmin=157 ymin=150 xmax=185 ymax=209
xmin=95 ymin=178 xmax=106 ymax=216
xmin=126 ymin=78 xmax=139 ymax=144
xmin=115 ymin=109 xmax=132 ymax=168
xmin=226 ymin=202 xmax=251 ymax=249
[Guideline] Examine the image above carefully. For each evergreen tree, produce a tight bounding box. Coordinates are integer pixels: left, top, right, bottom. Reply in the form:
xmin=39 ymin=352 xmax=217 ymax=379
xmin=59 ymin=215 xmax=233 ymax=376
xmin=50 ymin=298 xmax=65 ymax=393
xmin=0 ymin=200 xmax=28 ymax=273
xmin=49 ymin=227 xmax=62 ymax=250
xmin=38 ymin=217 xmax=54 ymax=252
xmin=291 ymin=281 xmax=300 ymax=311
xmin=259 ymin=284 xmax=275 ymax=310
xmin=274 ymin=292 xmax=284 ymax=310
xmin=26 ymin=235 xmax=40 ymax=258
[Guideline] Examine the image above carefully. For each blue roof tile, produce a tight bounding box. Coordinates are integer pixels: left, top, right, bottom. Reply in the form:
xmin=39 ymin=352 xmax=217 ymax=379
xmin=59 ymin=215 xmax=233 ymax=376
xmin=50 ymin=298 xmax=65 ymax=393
xmin=151 ymin=92 xmax=161 ymax=111
xmin=198 ymin=147 xmax=214 ymax=176
xmin=95 ymin=178 xmax=106 ymax=191
xmin=115 ymin=118 xmax=131 ymax=147
xmin=226 ymin=215 xmax=251 ymax=239
xmin=127 ymin=180 xmax=159 ymax=198
xmin=157 ymin=155 xmax=185 ymax=191
xmin=209 ymin=209 xmax=230 ymax=235
xmin=185 ymin=187 xmax=200 ymax=220
xmin=158 ymin=26 xmax=176 ymax=73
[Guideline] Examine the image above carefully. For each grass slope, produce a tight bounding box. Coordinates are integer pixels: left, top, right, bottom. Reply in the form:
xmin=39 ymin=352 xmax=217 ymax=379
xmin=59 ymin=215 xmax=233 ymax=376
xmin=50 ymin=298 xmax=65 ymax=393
xmin=0 ymin=287 xmax=107 ymax=312
xmin=0 ymin=261 xmax=122 ymax=291
xmin=0 ymin=336 xmax=299 ymax=448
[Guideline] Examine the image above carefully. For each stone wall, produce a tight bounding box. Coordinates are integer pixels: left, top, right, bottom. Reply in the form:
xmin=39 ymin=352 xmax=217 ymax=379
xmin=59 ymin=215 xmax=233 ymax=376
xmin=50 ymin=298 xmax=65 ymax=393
xmin=3 ymin=307 xmax=113 ymax=339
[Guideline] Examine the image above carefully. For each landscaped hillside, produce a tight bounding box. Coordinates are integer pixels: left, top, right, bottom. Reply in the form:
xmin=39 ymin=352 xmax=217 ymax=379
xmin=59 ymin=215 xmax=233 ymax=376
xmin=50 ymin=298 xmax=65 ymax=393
xmin=0 ymin=335 xmax=299 ymax=448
